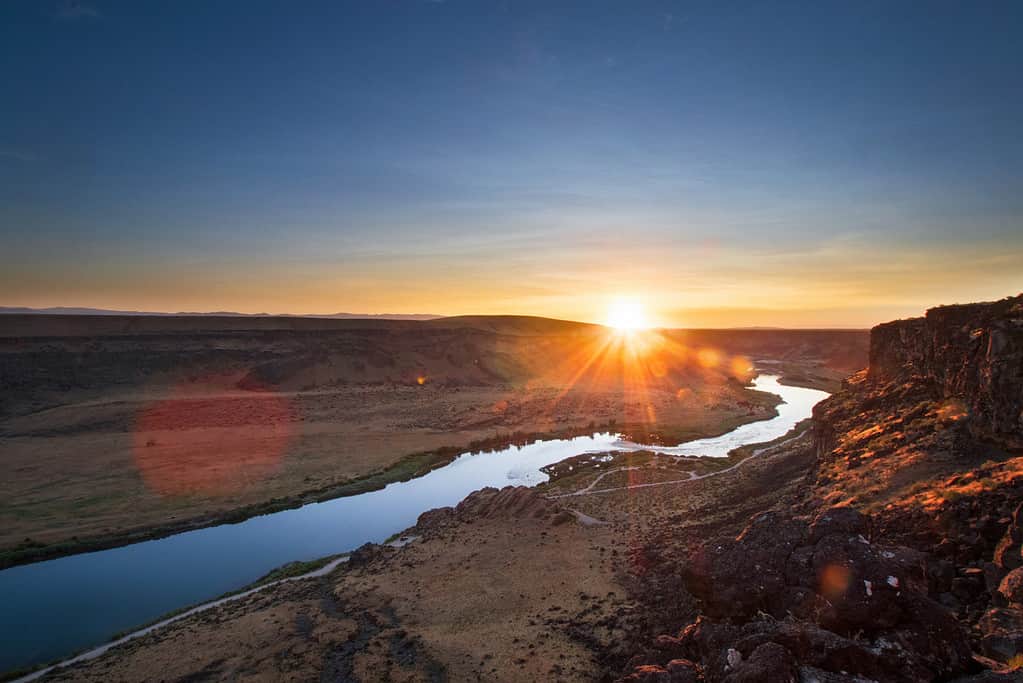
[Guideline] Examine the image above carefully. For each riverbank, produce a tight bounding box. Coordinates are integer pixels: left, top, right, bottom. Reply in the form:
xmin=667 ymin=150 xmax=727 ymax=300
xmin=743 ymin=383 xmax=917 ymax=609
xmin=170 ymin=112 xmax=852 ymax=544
xmin=1 ymin=319 xmax=867 ymax=568
xmin=8 ymin=418 xmax=812 ymax=683
xmin=4 ymin=553 xmax=352 ymax=683
xmin=1 ymin=379 xmax=784 ymax=569
xmin=0 ymin=404 xmax=775 ymax=569
xmin=1 ymin=423 xmax=609 ymax=569
xmin=0 ymin=374 xmax=824 ymax=676
xmin=26 ymin=416 xmax=825 ymax=682
xmin=540 ymin=416 xmax=816 ymax=497
xmin=1 ymin=368 xmax=804 ymax=570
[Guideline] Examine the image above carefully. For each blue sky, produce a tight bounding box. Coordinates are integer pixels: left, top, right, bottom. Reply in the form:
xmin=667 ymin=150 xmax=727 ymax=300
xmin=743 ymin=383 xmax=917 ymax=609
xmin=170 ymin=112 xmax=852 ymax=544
xmin=1 ymin=1 xmax=1021 ymax=326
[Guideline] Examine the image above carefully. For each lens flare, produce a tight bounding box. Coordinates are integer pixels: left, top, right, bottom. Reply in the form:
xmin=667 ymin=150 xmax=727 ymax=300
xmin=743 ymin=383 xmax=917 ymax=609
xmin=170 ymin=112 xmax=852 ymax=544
xmin=132 ymin=374 xmax=294 ymax=497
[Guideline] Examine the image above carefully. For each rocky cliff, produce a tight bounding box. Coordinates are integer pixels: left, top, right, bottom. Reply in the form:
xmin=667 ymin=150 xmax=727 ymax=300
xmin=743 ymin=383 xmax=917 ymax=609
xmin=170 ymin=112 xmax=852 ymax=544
xmin=867 ymin=294 xmax=1023 ymax=448
xmin=618 ymin=295 xmax=1023 ymax=682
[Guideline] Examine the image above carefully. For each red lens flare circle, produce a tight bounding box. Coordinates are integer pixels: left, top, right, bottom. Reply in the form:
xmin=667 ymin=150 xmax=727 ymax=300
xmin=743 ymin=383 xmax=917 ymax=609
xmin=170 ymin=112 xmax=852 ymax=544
xmin=132 ymin=375 xmax=295 ymax=497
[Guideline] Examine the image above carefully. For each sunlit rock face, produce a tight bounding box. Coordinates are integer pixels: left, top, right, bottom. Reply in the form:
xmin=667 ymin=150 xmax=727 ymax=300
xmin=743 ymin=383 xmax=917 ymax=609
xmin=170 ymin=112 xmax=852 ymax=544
xmin=867 ymin=294 xmax=1023 ymax=448
xmin=618 ymin=297 xmax=1023 ymax=682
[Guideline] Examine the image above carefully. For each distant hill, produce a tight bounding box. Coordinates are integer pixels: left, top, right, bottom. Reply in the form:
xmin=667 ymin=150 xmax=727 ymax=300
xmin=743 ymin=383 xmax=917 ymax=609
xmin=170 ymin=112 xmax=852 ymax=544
xmin=0 ymin=312 xmax=599 ymax=338
xmin=424 ymin=314 xmax=599 ymax=335
xmin=0 ymin=306 xmax=441 ymax=321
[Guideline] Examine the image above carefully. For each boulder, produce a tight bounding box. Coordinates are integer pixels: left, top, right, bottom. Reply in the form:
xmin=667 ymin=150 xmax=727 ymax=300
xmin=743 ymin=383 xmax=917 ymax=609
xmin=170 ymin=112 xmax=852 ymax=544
xmin=998 ymin=567 xmax=1023 ymax=606
xmin=618 ymin=661 xmax=701 ymax=683
xmin=618 ymin=664 xmax=672 ymax=682
xmin=684 ymin=512 xmax=807 ymax=618
xmin=809 ymin=506 xmax=868 ymax=544
xmin=929 ymin=559 xmax=957 ymax=593
xmin=347 ymin=542 xmax=384 ymax=567
xmin=681 ymin=619 xmax=881 ymax=681
xmin=979 ymin=607 xmax=1023 ymax=662
xmin=665 ymin=659 xmax=702 ymax=683
xmin=809 ymin=533 xmax=926 ymax=633
xmin=994 ymin=504 xmax=1023 ymax=571
xmin=722 ymin=642 xmax=796 ymax=683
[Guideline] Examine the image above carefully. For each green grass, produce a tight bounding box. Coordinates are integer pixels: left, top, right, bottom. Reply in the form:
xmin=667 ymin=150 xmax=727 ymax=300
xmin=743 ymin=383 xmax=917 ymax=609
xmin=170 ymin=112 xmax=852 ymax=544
xmin=249 ymin=555 xmax=341 ymax=585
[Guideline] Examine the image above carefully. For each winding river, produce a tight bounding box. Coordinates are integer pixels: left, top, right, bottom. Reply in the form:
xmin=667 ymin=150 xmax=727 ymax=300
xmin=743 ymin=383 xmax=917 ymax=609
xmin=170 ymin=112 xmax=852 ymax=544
xmin=0 ymin=374 xmax=828 ymax=675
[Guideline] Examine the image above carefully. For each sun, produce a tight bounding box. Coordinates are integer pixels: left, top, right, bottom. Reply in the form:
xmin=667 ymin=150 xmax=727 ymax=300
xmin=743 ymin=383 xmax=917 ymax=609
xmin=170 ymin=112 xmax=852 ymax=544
xmin=605 ymin=297 xmax=649 ymax=331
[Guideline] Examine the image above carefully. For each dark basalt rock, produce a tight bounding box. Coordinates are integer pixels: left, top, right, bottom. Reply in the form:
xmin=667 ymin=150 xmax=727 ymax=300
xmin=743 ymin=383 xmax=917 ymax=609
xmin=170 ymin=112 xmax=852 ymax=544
xmin=618 ymin=297 xmax=1023 ymax=681
xmin=808 ymin=506 xmax=868 ymax=544
xmin=721 ymin=642 xmax=796 ymax=682
xmin=677 ymin=618 xmax=885 ymax=681
xmin=979 ymin=607 xmax=1023 ymax=662
xmin=953 ymin=672 xmax=1023 ymax=682
xmin=347 ymin=542 xmax=385 ymax=567
xmin=994 ymin=504 xmax=1023 ymax=571
xmin=414 ymin=506 xmax=455 ymax=535
xmin=683 ymin=511 xmax=808 ymax=619
xmin=618 ymin=661 xmax=702 ymax=683
xmin=867 ymin=295 xmax=1023 ymax=449
xmin=999 ymin=568 xmax=1023 ymax=606
xmin=664 ymin=659 xmax=702 ymax=683
xmin=635 ymin=505 xmax=975 ymax=681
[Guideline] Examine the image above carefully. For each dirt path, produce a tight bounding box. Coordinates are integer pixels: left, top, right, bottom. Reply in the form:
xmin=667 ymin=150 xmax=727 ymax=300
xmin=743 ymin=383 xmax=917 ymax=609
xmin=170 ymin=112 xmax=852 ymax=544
xmin=571 ymin=465 xmax=642 ymax=495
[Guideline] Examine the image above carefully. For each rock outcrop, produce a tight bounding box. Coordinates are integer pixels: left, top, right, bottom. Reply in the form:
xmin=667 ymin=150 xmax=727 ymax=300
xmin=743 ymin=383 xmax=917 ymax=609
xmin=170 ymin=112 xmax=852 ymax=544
xmin=413 ymin=485 xmax=569 ymax=539
xmin=619 ymin=295 xmax=1023 ymax=682
xmin=634 ymin=507 xmax=972 ymax=682
xmin=867 ymin=294 xmax=1023 ymax=448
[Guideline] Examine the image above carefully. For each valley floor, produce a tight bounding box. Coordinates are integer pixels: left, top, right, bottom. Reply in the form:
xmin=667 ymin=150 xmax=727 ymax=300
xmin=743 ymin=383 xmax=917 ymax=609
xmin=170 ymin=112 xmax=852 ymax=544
xmin=37 ymin=422 xmax=819 ymax=683
xmin=0 ymin=378 xmax=779 ymax=567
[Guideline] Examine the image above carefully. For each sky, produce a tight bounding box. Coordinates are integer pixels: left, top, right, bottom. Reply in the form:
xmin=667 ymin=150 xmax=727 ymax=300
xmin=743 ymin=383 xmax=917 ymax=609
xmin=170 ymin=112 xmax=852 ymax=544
xmin=1 ymin=1 xmax=1021 ymax=328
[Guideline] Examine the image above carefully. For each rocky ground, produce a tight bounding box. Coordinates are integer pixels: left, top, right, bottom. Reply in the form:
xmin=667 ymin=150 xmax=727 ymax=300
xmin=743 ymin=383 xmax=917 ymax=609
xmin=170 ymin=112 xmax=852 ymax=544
xmin=617 ymin=295 xmax=1023 ymax=682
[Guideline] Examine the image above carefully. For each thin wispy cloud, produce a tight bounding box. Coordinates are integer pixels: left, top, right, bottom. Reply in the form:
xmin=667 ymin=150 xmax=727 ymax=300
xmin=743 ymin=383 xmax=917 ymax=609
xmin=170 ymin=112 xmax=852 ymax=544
xmin=0 ymin=148 xmax=39 ymax=163
xmin=54 ymin=1 xmax=99 ymax=21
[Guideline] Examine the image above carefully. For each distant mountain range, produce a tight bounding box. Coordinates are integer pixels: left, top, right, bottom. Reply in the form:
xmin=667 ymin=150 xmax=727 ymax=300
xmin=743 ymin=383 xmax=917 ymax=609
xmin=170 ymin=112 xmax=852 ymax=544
xmin=0 ymin=306 xmax=442 ymax=321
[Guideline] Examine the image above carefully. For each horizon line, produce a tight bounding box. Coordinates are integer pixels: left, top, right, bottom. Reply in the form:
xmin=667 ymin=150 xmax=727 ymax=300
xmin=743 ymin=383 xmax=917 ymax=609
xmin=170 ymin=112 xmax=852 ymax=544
xmin=0 ymin=305 xmax=875 ymax=331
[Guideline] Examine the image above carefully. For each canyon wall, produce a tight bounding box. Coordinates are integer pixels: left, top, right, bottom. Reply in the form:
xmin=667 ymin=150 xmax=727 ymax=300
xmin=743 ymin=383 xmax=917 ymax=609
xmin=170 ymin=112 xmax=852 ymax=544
xmin=867 ymin=294 xmax=1023 ymax=448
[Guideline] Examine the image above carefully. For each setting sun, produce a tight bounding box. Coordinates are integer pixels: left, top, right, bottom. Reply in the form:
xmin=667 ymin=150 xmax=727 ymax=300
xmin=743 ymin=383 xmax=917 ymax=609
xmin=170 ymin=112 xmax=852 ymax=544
xmin=605 ymin=297 xmax=649 ymax=331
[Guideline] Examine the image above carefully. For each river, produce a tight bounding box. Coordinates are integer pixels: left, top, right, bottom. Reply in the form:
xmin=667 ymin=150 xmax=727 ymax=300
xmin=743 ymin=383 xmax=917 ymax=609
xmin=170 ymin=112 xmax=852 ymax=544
xmin=0 ymin=373 xmax=828 ymax=674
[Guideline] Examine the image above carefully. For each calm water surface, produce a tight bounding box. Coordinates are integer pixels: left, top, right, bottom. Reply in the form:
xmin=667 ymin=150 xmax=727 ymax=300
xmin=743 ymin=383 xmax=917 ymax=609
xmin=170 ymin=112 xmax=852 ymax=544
xmin=0 ymin=373 xmax=825 ymax=672
xmin=614 ymin=374 xmax=829 ymax=456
